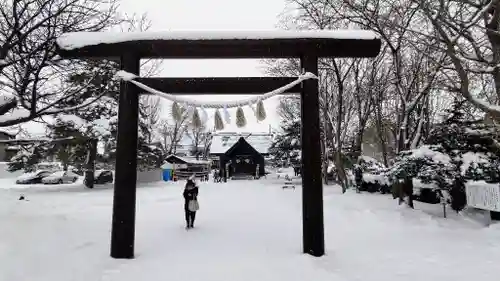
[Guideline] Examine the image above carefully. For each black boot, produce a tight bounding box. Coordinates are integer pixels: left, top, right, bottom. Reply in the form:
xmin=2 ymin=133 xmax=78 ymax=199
xmin=189 ymin=211 xmax=196 ymax=228
xmin=185 ymin=209 xmax=191 ymax=229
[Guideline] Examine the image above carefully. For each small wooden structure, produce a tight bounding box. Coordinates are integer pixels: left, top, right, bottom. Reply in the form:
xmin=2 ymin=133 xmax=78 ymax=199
xmin=210 ymin=133 xmax=272 ymax=180
xmin=212 ymin=137 xmax=265 ymax=180
xmin=164 ymin=155 xmax=210 ymax=180
xmin=56 ymin=30 xmax=381 ymax=258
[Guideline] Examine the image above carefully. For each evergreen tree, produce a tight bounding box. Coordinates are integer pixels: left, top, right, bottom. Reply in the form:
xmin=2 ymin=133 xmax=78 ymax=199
xmin=45 ymin=118 xmax=88 ymax=171
xmin=269 ymin=118 xmax=301 ymax=165
xmin=388 ymin=100 xmax=500 ymax=211
xmin=8 ymin=144 xmax=49 ymax=172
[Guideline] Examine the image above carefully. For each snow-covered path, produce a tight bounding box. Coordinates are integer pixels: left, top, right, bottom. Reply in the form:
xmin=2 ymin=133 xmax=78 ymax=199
xmin=1 ymin=180 xmax=499 ymax=281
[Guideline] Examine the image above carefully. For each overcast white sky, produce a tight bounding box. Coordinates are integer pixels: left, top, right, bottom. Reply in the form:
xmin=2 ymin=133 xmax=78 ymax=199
xmin=121 ymin=0 xmax=289 ymax=133
xmin=25 ymin=0 xmax=291 ymax=136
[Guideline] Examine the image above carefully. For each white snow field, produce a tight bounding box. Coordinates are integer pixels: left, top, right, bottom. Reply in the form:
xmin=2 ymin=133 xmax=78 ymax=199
xmin=1 ymin=179 xmax=499 ymax=281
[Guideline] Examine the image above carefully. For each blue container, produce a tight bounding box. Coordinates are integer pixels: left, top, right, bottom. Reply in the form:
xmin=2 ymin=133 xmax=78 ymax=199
xmin=163 ymin=169 xmax=172 ymax=181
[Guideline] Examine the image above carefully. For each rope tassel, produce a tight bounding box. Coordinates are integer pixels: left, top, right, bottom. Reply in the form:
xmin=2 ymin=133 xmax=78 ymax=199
xmin=115 ymin=70 xmax=318 ymax=131
xmin=236 ymin=107 xmax=247 ymax=128
xmin=192 ymin=108 xmax=202 ymax=129
xmin=256 ymin=100 xmax=266 ymax=121
xmin=214 ymin=109 xmax=224 ymax=130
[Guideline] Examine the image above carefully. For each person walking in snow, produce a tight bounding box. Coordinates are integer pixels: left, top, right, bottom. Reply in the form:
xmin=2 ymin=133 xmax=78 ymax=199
xmin=183 ymin=175 xmax=199 ymax=229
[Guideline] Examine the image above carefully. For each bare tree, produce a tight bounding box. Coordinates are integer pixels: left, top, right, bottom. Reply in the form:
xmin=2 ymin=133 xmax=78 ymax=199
xmin=370 ymin=60 xmax=393 ymax=166
xmin=291 ymin=0 xmax=444 ymax=154
xmin=267 ymin=2 xmax=361 ymax=189
xmin=186 ymin=124 xmax=212 ymax=160
xmin=351 ymin=56 xmax=389 ymax=158
xmin=157 ymin=108 xmax=189 ymax=155
xmin=201 ymin=130 xmax=213 ymax=159
xmin=0 ymin=0 xmax=156 ymax=128
xmin=408 ymin=0 xmax=500 ymax=119
xmin=140 ymin=95 xmax=161 ymax=144
xmin=318 ymin=57 xmax=357 ymax=189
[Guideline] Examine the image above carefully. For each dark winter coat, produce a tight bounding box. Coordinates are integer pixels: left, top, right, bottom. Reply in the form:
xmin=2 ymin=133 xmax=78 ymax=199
xmin=183 ymin=181 xmax=199 ymax=210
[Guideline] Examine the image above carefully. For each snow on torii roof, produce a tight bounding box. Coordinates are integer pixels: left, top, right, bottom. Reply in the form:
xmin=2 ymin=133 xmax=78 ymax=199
xmin=55 ymin=30 xmax=381 ymax=59
xmin=57 ymin=30 xmax=378 ymax=49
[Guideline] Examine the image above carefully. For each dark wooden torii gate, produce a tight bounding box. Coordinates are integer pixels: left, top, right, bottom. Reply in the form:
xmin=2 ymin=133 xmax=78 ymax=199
xmin=56 ymin=31 xmax=381 ymax=259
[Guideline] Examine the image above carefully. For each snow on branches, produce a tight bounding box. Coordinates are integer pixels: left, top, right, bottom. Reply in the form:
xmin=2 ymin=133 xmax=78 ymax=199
xmin=56 ymin=114 xmax=115 ymax=138
xmin=389 ymin=118 xmax=500 ymax=191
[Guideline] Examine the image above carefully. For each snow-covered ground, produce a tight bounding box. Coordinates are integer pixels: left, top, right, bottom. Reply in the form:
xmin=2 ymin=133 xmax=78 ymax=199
xmin=1 ymin=178 xmax=499 ymax=281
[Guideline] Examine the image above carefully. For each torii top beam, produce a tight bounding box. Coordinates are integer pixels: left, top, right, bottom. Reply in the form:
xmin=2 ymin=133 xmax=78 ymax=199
xmin=55 ymin=30 xmax=381 ymax=59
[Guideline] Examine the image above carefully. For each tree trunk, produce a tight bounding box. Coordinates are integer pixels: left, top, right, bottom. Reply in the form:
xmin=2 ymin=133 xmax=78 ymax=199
xmin=374 ymin=99 xmax=389 ymax=167
xmin=396 ymin=103 xmax=407 ymax=153
xmin=321 ymin=130 xmax=329 ymax=185
xmin=404 ymin=177 xmax=414 ymax=209
xmin=60 ymin=145 xmax=69 ymax=171
xmin=84 ymin=139 xmax=97 ymax=189
xmin=332 ymin=60 xmax=348 ymax=192
xmin=485 ymin=11 xmax=500 ymax=104
xmin=353 ymin=126 xmax=364 ymax=160
xmin=334 ymin=151 xmax=348 ymax=192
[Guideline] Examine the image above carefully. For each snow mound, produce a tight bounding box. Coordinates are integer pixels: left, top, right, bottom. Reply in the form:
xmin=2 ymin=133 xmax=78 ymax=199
xmin=409 ymin=145 xmax=452 ymax=164
xmin=1 ymin=180 xmax=499 ymax=281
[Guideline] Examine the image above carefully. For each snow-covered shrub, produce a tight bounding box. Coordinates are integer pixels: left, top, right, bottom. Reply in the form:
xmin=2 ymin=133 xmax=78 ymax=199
xmin=388 ymin=145 xmax=455 ymax=188
xmin=355 ymin=156 xmax=390 ymax=193
xmin=427 ymin=120 xmax=500 ymax=184
xmin=358 ymin=155 xmax=386 ymax=174
xmin=389 ymin=108 xmax=500 ymax=211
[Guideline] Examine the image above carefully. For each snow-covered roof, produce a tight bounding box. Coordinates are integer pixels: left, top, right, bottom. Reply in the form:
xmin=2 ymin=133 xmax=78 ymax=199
xmin=0 ymin=108 xmax=29 ymax=124
xmin=57 ymin=30 xmax=379 ymax=50
xmin=0 ymin=92 xmax=15 ymax=107
xmin=210 ymin=133 xmax=273 ymax=154
xmin=161 ymin=163 xmax=174 ymax=169
xmin=165 ymin=155 xmax=211 ymax=165
xmin=0 ymin=129 xmax=15 ymax=137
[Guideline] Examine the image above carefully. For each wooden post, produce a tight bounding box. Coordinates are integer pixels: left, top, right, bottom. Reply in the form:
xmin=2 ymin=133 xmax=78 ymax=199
xmin=300 ymin=53 xmax=325 ymax=257
xmin=110 ymin=54 xmax=140 ymax=259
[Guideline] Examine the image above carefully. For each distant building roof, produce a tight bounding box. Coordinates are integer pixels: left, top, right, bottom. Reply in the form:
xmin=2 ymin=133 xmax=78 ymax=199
xmin=209 ymin=132 xmax=273 ymax=155
xmin=0 ymin=129 xmax=15 ymax=138
xmin=165 ymin=154 xmax=211 ymax=165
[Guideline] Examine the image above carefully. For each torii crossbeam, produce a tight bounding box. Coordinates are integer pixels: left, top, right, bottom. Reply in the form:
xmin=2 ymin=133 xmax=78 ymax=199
xmin=56 ymin=30 xmax=381 ymax=259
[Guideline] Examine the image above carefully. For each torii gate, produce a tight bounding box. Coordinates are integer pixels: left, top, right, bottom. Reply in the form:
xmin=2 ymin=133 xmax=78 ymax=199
xmin=56 ymin=30 xmax=381 ymax=259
